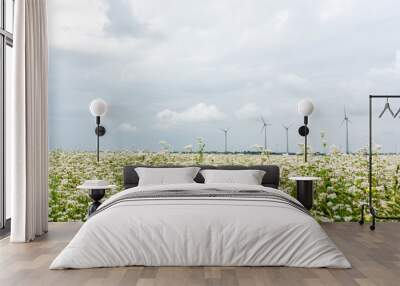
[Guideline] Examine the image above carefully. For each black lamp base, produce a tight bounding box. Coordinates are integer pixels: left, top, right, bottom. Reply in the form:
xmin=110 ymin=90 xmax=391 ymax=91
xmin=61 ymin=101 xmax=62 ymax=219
xmin=88 ymin=189 xmax=105 ymax=216
xmin=296 ymin=181 xmax=314 ymax=210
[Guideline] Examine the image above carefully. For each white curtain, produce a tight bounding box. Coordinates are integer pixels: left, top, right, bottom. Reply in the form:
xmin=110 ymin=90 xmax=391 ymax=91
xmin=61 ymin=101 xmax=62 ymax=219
xmin=9 ymin=0 xmax=48 ymax=242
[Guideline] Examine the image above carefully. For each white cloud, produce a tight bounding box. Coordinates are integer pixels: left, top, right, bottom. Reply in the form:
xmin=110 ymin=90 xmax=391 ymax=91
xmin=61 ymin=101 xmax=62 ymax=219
xmin=368 ymin=50 xmax=400 ymax=77
xmin=48 ymin=0 xmax=107 ymax=52
xmin=235 ymin=103 xmax=269 ymax=120
xmin=277 ymin=73 xmax=311 ymax=91
xmin=273 ymin=10 xmax=289 ymax=30
xmin=319 ymin=0 xmax=354 ymax=22
xmin=118 ymin=123 xmax=138 ymax=132
xmin=396 ymin=50 xmax=400 ymax=71
xmin=156 ymin=103 xmax=225 ymax=128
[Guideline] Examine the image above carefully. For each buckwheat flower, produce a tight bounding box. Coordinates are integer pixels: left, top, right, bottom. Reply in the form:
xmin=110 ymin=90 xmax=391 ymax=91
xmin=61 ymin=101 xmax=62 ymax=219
xmin=348 ymin=186 xmax=358 ymax=193
xmin=327 ymin=193 xmax=337 ymax=200
xmin=319 ymin=217 xmax=331 ymax=222
xmin=344 ymin=216 xmax=352 ymax=222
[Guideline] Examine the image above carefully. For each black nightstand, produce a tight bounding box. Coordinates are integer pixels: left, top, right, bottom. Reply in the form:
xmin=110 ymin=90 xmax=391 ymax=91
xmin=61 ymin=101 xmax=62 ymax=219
xmin=289 ymin=177 xmax=320 ymax=210
xmin=77 ymin=182 xmax=115 ymax=216
xmin=87 ymin=189 xmax=106 ymax=215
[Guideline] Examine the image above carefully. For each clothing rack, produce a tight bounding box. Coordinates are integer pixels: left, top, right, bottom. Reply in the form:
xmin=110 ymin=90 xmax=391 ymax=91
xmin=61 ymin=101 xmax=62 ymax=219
xmin=359 ymin=95 xmax=400 ymax=230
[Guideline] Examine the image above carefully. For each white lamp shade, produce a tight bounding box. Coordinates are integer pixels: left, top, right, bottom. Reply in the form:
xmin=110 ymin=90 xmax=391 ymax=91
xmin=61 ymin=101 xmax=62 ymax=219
xmin=89 ymin=98 xmax=108 ymax=117
xmin=297 ymin=99 xmax=314 ymax=116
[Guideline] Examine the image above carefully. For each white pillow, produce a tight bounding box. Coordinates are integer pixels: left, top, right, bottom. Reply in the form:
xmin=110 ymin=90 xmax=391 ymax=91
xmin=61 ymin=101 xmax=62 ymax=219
xmin=135 ymin=167 xmax=200 ymax=186
xmin=200 ymin=169 xmax=266 ymax=185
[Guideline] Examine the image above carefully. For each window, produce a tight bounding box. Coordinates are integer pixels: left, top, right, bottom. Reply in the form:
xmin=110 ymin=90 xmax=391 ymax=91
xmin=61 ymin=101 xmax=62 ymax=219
xmin=0 ymin=0 xmax=13 ymax=233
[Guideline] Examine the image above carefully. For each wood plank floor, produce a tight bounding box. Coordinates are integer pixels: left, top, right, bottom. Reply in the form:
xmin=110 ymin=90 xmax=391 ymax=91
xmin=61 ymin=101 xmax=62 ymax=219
xmin=0 ymin=222 xmax=399 ymax=286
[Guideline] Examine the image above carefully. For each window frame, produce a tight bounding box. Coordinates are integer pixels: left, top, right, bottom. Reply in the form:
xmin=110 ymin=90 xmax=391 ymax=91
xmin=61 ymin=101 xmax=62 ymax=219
xmin=0 ymin=0 xmax=13 ymax=234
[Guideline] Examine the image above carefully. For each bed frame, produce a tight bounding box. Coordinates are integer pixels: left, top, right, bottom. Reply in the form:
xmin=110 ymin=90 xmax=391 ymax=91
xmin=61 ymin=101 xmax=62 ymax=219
xmin=123 ymin=165 xmax=280 ymax=189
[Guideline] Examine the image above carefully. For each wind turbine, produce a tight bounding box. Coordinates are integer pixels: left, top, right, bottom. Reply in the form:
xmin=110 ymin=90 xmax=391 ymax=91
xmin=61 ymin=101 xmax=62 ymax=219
xmin=282 ymin=123 xmax=292 ymax=154
xmin=220 ymin=127 xmax=230 ymax=153
xmin=340 ymin=106 xmax=351 ymax=154
xmin=259 ymin=117 xmax=271 ymax=151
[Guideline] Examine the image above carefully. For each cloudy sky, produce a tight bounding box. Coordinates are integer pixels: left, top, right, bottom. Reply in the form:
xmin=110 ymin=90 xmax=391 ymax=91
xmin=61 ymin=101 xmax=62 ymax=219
xmin=48 ymin=0 xmax=400 ymax=153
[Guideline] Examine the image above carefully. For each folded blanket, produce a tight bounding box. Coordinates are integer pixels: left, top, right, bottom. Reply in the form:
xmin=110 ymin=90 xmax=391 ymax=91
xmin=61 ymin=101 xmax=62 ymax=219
xmin=92 ymin=188 xmax=310 ymax=217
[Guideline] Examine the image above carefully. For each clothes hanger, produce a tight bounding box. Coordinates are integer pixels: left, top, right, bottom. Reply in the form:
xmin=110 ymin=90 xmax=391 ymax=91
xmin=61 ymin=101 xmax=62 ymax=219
xmin=394 ymin=106 xmax=400 ymax=118
xmin=378 ymin=98 xmax=395 ymax=118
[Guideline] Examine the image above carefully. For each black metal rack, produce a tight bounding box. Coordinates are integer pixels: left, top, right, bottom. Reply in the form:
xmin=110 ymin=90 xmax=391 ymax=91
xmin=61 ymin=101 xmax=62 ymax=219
xmin=359 ymin=95 xmax=400 ymax=230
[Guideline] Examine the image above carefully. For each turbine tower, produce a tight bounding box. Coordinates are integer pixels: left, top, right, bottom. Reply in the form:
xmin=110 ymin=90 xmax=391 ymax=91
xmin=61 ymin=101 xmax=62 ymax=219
xmin=282 ymin=123 xmax=292 ymax=154
xmin=220 ymin=128 xmax=230 ymax=153
xmin=340 ymin=106 xmax=351 ymax=154
xmin=259 ymin=117 xmax=271 ymax=151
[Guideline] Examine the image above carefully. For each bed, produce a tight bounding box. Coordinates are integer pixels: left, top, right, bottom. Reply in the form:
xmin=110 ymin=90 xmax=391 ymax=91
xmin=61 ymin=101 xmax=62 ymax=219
xmin=50 ymin=165 xmax=350 ymax=269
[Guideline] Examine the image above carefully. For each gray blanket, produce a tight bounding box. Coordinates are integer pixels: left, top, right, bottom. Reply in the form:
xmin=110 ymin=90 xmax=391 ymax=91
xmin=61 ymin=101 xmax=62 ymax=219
xmin=91 ymin=188 xmax=310 ymax=217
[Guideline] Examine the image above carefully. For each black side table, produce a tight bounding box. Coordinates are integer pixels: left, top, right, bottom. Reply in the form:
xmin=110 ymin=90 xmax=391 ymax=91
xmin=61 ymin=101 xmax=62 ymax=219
xmin=289 ymin=177 xmax=320 ymax=210
xmin=77 ymin=182 xmax=115 ymax=216
xmin=87 ymin=189 xmax=106 ymax=215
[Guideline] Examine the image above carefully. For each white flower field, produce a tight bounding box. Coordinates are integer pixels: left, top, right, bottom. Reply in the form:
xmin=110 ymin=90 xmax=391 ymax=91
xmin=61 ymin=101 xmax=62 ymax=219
xmin=48 ymin=150 xmax=400 ymax=222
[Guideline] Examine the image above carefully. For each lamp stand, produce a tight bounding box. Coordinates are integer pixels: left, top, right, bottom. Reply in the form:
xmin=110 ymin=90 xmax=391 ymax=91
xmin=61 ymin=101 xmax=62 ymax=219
xmin=298 ymin=116 xmax=309 ymax=163
xmin=304 ymin=116 xmax=308 ymax=162
xmin=96 ymin=116 xmax=100 ymax=162
xmin=94 ymin=116 xmax=106 ymax=163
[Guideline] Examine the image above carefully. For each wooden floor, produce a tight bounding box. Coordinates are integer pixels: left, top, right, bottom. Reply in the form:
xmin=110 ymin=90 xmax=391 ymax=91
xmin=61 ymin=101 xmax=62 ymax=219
xmin=0 ymin=222 xmax=399 ymax=286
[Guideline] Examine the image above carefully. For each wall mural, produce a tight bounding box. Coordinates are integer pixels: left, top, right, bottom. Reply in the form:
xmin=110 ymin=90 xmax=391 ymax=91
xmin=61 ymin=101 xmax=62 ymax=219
xmin=47 ymin=0 xmax=400 ymax=222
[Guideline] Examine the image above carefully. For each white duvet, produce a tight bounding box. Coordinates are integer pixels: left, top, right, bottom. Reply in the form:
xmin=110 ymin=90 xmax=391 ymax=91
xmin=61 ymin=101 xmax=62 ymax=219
xmin=50 ymin=183 xmax=351 ymax=269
